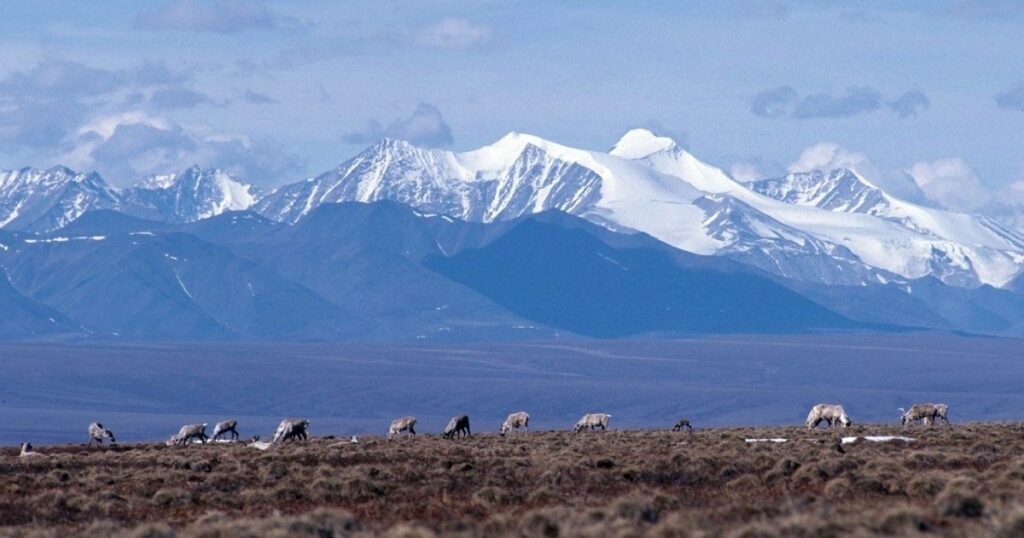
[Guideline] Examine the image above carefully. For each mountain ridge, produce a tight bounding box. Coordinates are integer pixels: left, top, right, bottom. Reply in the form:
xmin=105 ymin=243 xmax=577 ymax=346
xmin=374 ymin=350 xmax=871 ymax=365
xmin=253 ymin=130 xmax=1024 ymax=289
xmin=4 ymin=129 xmax=1024 ymax=290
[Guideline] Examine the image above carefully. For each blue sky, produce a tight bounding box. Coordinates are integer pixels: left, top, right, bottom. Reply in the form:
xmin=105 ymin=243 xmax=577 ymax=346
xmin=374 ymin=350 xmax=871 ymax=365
xmin=1 ymin=1 xmax=1023 ymax=217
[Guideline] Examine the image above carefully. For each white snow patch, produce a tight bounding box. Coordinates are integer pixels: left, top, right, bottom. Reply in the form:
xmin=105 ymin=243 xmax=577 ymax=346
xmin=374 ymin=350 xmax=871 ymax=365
xmin=23 ymin=235 xmax=104 ymax=244
xmin=841 ymin=436 xmax=915 ymax=444
xmin=745 ymin=438 xmax=789 ymax=443
xmin=174 ymin=272 xmax=194 ymax=299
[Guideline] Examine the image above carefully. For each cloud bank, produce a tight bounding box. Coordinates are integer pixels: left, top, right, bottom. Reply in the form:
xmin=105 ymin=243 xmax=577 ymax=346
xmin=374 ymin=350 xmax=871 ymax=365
xmin=751 ymin=86 xmax=929 ymax=119
xmin=342 ymin=103 xmax=454 ymax=148
xmin=61 ymin=113 xmax=302 ymax=186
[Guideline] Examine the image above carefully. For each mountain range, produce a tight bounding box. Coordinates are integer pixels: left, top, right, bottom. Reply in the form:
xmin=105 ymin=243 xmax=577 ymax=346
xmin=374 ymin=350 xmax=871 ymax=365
xmin=2 ymin=129 xmax=1024 ymax=340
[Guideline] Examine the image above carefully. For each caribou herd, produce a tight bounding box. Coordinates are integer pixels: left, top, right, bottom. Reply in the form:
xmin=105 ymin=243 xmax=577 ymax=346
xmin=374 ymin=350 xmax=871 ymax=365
xmin=13 ymin=402 xmax=956 ymax=454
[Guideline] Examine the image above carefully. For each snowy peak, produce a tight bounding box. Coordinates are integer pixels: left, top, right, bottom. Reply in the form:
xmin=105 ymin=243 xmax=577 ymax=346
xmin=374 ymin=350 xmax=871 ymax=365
xmin=256 ymin=129 xmax=1024 ymax=289
xmin=610 ymin=129 xmax=677 ymax=159
xmin=0 ymin=166 xmax=123 ymax=232
xmin=746 ymin=168 xmax=890 ymax=214
xmin=255 ymin=133 xmax=608 ymax=225
xmin=0 ymin=164 xmax=260 ymax=232
xmin=127 ymin=166 xmax=259 ymax=222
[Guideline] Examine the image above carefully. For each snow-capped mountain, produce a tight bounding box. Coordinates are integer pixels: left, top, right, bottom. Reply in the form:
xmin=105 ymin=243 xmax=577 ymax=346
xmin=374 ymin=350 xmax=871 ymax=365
xmin=256 ymin=129 xmax=1024 ymax=288
xmin=0 ymin=166 xmax=126 ymax=233
xmin=0 ymin=165 xmax=258 ymax=232
xmin=125 ymin=166 xmax=260 ymax=223
xmin=746 ymin=169 xmax=889 ymax=215
xmin=254 ymin=137 xmax=609 ymax=228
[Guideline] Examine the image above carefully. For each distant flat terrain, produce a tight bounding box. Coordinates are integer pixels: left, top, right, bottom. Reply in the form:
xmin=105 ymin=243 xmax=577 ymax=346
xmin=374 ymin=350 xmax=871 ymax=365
xmin=0 ymin=334 xmax=1022 ymax=445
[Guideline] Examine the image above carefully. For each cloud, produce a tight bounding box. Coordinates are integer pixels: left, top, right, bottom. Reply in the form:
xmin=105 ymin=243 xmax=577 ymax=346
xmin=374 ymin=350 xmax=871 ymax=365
xmin=729 ymin=159 xmax=785 ymax=182
xmin=0 ymin=59 xmax=196 ymax=147
xmin=342 ymin=103 xmax=454 ymax=148
xmin=149 ymin=87 xmax=212 ymax=110
xmin=751 ymin=86 xmax=927 ymax=120
xmin=787 ymin=142 xmax=925 ymax=202
xmin=792 ymin=86 xmax=882 ymax=119
xmin=996 ymin=85 xmax=1024 ymax=111
xmin=640 ymin=120 xmax=689 ymax=149
xmin=905 ymin=157 xmax=1024 ymax=223
xmin=60 ymin=112 xmax=303 ymax=186
xmin=242 ymin=89 xmax=278 ymax=105
xmin=907 ymin=158 xmax=991 ymax=212
xmin=888 ymin=90 xmax=930 ymax=118
xmin=0 ymin=97 xmax=88 ymax=148
xmin=788 ymin=142 xmax=871 ymax=174
xmin=135 ymin=0 xmax=302 ymax=33
xmin=416 ymin=18 xmax=491 ymax=49
xmin=750 ymin=86 xmax=798 ymax=119
xmin=729 ymin=162 xmax=763 ymax=183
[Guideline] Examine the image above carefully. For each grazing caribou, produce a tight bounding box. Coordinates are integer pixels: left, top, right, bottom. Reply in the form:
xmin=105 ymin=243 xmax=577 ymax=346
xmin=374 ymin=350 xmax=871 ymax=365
xmin=900 ymin=403 xmax=950 ymax=426
xmin=211 ymin=420 xmax=240 ymax=441
xmin=443 ymin=415 xmax=471 ymax=440
xmin=574 ymin=413 xmax=611 ymax=433
xmin=500 ymin=412 xmax=530 ymax=436
xmin=88 ymin=422 xmax=116 ymax=446
xmin=272 ymin=419 xmax=310 ymax=443
xmin=388 ymin=416 xmax=417 ymax=439
xmin=671 ymin=419 xmax=693 ymax=432
xmin=167 ymin=423 xmax=208 ymax=446
xmin=806 ymin=404 xmax=851 ymax=429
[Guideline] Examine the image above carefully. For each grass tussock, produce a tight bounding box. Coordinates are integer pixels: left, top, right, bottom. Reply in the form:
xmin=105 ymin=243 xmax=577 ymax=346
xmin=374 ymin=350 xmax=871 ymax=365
xmin=1 ymin=423 xmax=1024 ymax=536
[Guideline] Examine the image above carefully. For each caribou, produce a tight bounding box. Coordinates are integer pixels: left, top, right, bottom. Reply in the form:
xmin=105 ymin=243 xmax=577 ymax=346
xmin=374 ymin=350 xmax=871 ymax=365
xmin=272 ymin=418 xmax=310 ymax=443
xmin=211 ymin=420 xmax=240 ymax=441
xmin=671 ymin=419 xmax=693 ymax=432
xmin=900 ymin=403 xmax=950 ymax=426
xmin=167 ymin=423 xmax=208 ymax=446
xmin=388 ymin=416 xmax=417 ymax=439
xmin=806 ymin=404 xmax=851 ymax=429
xmin=500 ymin=412 xmax=530 ymax=436
xmin=443 ymin=415 xmax=471 ymax=440
xmin=88 ymin=422 xmax=116 ymax=446
xmin=574 ymin=413 xmax=611 ymax=433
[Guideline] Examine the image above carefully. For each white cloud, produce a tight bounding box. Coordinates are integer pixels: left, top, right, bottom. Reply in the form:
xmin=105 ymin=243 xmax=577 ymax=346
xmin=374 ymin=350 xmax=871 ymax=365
xmin=416 ymin=18 xmax=491 ymax=50
xmin=787 ymin=142 xmax=926 ymax=202
xmin=787 ymin=142 xmax=871 ymax=174
xmin=907 ymin=158 xmax=991 ymax=212
xmin=729 ymin=162 xmax=763 ymax=182
xmin=59 ymin=112 xmax=302 ymax=186
xmin=342 ymin=103 xmax=454 ymax=148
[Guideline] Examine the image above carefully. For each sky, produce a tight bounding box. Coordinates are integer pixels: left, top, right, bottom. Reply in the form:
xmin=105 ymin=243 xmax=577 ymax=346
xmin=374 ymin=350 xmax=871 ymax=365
xmin=1 ymin=0 xmax=1023 ymax=220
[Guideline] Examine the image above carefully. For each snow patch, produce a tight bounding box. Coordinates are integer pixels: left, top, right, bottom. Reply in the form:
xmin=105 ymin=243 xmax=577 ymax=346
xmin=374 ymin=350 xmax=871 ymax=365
xmin=841 ymin=435 xmax=915 ymax=444
xmin=174 ymin=272 xmax=193 ymax=299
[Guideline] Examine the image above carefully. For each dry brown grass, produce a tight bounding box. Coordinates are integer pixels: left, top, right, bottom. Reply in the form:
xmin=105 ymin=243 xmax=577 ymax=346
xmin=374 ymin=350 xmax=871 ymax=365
xmin=2 ymin=423 xmax=1024 ymax=536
